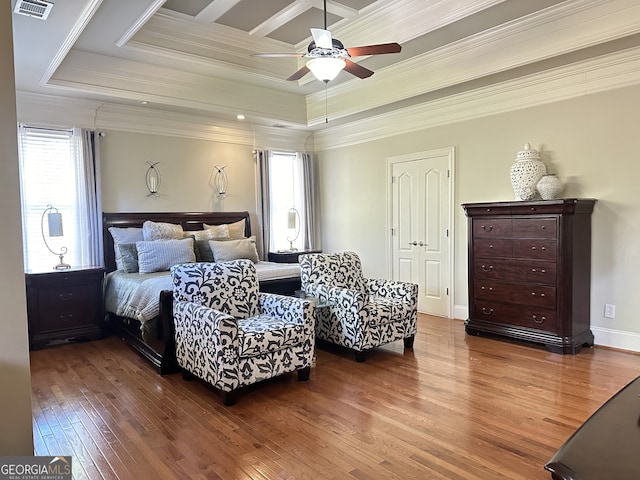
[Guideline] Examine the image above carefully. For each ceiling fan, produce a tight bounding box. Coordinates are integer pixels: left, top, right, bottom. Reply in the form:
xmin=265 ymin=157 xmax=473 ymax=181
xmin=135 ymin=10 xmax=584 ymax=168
xmin=251 ymin=0 xmax=402 ymax=83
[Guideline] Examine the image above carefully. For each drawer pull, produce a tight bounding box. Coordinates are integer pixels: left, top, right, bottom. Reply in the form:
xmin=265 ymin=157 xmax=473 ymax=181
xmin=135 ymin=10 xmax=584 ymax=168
xmin=531 ymin=268 xmax=547 ymax=274
xmin=531 ymin=292 xmax=546 ymax=297
xmin=481 ymin=264 xmax=494 ymax=272
xmin=486 ymin=208 xmax=492 ymax=212
xmin=481 ymin=225 xmax=493 ymax=232
xmin=58 ymin=293 xmax=74 ymax=299
xmin=541 ymin=225 xmax=546 ymax=230
xmin=481 ymin=286 xmax=493 ymax=291
xmin=482 ymin=307 xmax=494 ymax=315
xmin=530 ymin=207 xmax=536 ymax=211
xmin=489 ymin=244 xmax=494 ymax=249
xmin=58 ymin=314 xmax=74 ymax=320
xmin=532 ymin=315 xmax=546 ymax=323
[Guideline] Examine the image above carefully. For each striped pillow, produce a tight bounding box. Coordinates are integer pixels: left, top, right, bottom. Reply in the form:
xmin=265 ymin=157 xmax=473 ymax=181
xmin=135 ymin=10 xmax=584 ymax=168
xmin=136 ymin=238 xmax=195 ymax=274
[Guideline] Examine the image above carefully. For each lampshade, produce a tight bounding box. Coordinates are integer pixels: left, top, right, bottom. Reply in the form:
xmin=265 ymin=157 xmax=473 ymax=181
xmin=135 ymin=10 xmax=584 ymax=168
xmin=306 ymin=57 xmax=346 ymax=82
xmin=47 ymin=212 xmax=63 ymax=237
xmin=288 ymin=210 xmax=297 ymax=229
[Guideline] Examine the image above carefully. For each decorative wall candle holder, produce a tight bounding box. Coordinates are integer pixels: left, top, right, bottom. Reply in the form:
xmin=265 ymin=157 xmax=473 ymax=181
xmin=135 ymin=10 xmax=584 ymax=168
xmin=213 ymin=165 xmax=228 ymax=198
xmin=146 ymin=161 xmax=161 ymax=197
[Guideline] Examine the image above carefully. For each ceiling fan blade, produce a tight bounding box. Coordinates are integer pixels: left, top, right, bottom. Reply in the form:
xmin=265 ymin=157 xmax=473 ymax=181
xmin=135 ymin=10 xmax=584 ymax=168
xmin=344 ymin=59 xmax=374 ymax=79
xmin=287 ymin=65 xmax=310 ymax=81
xmin=251 ymin=52 xmax=303 ymax=58
xmin=346 ymin=43 xmax=402 ymax=57
xmin=310 ymin=28 xmax=332 ymax=49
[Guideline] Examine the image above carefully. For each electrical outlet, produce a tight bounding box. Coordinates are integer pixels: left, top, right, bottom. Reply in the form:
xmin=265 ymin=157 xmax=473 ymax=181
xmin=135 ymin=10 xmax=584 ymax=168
xmin=604 ymin=304 xmax=616 ymax=319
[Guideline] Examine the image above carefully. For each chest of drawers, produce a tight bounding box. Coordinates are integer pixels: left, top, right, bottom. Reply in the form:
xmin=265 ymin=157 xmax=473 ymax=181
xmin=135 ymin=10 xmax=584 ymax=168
xmin=462 ymin=199 xmax=596 ymax=353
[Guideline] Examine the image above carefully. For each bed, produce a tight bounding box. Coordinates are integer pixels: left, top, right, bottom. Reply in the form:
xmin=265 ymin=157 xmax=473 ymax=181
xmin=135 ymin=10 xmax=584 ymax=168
xmin=102 ymin=211 xmax=302 ymax=374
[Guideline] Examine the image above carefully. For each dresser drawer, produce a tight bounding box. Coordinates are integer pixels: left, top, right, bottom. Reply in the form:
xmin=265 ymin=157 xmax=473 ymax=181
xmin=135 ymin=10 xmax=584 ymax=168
xmin=37 ymin=286 xmax=97 ymax=331
xmin=512 ymin=239 xmax=557 ymax=261
xmin=512 ymin=218 xmax=557 ymax=238
xmin=474 ymin=238 xmax=512 ymax=258
xmin=474 ymin=258 xmax=556 ymax=284
xmin=474 ymin=280 xmax=556 ymax=309
xmin=473 ymin=300 xmax=557 ymax=332
xmin=472 ymin=218 xmax=511 ymax=238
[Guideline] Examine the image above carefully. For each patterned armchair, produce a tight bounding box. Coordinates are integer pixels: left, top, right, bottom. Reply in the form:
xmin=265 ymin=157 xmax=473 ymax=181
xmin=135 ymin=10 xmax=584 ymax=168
xmin=171 ymin=260 xmax=315 ymax=406
xmin=299 ymin=251 xmax=418 ymax=362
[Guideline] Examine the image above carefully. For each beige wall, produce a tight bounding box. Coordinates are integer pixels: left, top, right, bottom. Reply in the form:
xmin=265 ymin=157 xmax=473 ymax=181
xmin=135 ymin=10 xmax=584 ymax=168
xmin=0 ymin=4 xmax=34 ymax=455
xmin=316 ymin=83 xmax=640 ymax=347
xmin=99 ymin=131 xmax=264 ymax=249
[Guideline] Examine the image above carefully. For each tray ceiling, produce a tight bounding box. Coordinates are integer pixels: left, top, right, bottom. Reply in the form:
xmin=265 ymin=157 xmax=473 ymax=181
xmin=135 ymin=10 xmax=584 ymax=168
xmin=11 ymin=0 xmax=640 ymax=130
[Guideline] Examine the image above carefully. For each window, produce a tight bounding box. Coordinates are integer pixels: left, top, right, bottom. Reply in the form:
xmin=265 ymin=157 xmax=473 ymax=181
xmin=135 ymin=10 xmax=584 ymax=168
xmin=256 ymin=150 xmax=316 ymax=255
xmin=17 ymin=126 xmax=101 ymax=272
xmin=268 ymin=152 xmax=307 ymax=251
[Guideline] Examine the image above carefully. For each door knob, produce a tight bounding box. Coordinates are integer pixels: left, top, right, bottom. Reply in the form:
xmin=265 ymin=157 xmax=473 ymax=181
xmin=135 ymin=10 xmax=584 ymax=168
xmin=410 ymin=241 xmax=418 ymax=246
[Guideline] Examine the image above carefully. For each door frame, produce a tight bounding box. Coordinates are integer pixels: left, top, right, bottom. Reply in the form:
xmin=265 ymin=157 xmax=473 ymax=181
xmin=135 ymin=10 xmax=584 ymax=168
xmin=386 ymin=147 xmax=456 ymax=317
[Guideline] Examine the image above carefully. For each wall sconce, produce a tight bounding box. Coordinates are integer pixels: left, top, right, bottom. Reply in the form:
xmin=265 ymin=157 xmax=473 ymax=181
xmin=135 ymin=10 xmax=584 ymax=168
xmin=146 ymin=161 xmax=161 ymax=196
xmin=213 ymin=165 xmax=228 ymax=198
xmin=286 ymin=207 xmax=300 ymax=251
xmin=41 ymin=204 xmax=71 ymax=270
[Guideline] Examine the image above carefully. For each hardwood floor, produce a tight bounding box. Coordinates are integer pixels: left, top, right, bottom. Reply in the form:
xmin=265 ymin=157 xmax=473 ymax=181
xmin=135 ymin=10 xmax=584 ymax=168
xmin=30 ymin=314 xmax=640 ymax=479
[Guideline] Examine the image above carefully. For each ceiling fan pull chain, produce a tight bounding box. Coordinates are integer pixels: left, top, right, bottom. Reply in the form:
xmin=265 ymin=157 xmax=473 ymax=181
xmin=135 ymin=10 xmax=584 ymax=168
xmin=325 ymin=83 xmax=328 ymax=123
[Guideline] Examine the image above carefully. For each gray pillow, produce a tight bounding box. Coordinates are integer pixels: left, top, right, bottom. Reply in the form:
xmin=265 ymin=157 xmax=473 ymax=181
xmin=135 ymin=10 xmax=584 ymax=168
xmin=108 ymin=227 xmax=143 ymax=270
xmin=118 ymin=243 xmax=139 ymax=273
xmin=142 ymin=220 xmax=184 ymax=241
xmin=209 ymin=236 xmax=259 ymax=263
xmin=136 ymin=238 xmax=195 ymax=274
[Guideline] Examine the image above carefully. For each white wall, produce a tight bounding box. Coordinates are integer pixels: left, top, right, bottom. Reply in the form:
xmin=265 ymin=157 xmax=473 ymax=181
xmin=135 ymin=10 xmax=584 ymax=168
xmin=0 ymin=4 xmax=34 ymax=455
xmin=316 ymin=83 xmax=640 ymax=351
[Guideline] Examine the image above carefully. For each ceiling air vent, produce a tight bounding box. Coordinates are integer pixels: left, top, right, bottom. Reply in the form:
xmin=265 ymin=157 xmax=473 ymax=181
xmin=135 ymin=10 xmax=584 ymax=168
xmin=14 ymin=0 xmax=53 ymax=20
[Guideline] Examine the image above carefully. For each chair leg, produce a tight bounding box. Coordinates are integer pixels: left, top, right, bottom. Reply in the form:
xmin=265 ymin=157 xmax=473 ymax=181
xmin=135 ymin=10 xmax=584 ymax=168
xmin=221 ymin=390 xmax=236 ymax=407
xmin=181 ymin=369 xmax=194 ymax=381
xmin=404 ymin=335 xmax=415 ymax=349
xmin=297 ymin=366 xmax=311 ymax=381
xmin=355 ymin=351 xmax=366 ymax=362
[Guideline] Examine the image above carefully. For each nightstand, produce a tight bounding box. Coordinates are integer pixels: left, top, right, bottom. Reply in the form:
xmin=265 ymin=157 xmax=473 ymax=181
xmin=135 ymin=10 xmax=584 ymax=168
xmin=268 ymin=249 xmax=322 ymax=263
xmin=25 ymin=266 xmax=105 ymax=350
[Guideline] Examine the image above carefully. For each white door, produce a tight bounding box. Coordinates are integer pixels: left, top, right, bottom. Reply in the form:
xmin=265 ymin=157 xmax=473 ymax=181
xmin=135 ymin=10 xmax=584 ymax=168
xmin=389 ymin=148 xmax=453 ymax=316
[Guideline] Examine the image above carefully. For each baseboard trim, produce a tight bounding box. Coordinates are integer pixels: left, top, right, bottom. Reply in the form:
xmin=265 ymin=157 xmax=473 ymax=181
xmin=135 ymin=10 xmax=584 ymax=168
xmin=591 ymin=326 xmax=640 ymax=353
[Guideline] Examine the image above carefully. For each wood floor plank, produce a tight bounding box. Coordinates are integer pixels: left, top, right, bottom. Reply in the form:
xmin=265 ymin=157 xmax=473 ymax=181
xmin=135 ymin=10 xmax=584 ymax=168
xmin=30 ymin=315 xmax=640 ymax=479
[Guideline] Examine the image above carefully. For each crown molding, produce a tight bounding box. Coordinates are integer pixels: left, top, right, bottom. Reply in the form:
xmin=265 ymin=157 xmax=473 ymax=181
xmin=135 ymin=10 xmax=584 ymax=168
xmin=312 ymin=45 xmax=640 ymax=151
xmin=307 ymin=0 xmax=640 ymax=125
xmin=14 ymin=91 xmax=312 ymax=152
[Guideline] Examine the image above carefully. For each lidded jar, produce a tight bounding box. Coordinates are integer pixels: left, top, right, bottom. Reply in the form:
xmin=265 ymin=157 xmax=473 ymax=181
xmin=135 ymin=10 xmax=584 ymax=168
xmin=510 ymin=143 xmax=546 ymax=201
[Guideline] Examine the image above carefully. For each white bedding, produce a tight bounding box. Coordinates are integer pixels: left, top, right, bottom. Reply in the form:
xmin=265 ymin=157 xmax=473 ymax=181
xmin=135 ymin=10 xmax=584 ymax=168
xmin=104 ymin=261 xmax=300 ymax=324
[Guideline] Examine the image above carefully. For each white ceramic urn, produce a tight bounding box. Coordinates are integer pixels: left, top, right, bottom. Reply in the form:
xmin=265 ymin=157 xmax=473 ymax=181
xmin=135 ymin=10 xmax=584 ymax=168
xmin=510 ymin=143 xmax=546 ymax=201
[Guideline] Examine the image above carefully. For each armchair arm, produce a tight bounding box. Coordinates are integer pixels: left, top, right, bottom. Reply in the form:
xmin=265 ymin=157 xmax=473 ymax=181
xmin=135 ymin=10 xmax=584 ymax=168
xmin=259 ymin=293 xmax=316 ymax=336
xmin=308 ymin=284 xmax=369 ymax=332
xmin=173 ymin=300 xmax=240 ymax=392
xmin=366 ymin=278 xmax=418 ymax=303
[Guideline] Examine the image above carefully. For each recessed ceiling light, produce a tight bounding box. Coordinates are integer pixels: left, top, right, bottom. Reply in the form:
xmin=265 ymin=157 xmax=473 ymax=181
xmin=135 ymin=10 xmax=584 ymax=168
xmin=236 ymin=114 xmax=245 ymax=120
xmin=139 ymin=101 xmax=148 ymax=105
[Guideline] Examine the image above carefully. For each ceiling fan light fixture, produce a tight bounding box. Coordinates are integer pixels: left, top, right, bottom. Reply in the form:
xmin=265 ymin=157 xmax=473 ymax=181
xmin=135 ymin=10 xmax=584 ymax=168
xmin=306 ymin=57 xmax=346 ymax=82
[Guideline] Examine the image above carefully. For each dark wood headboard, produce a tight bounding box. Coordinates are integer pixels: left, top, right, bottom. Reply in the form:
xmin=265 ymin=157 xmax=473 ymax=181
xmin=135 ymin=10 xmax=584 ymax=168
xmin=102 ymin=211 xmax=251 ymax=273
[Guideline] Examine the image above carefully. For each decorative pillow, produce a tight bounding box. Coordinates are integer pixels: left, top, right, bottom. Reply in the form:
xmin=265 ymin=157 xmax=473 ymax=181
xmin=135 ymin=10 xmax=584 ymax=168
xmin=204 ymin=219 xmax=246 ymax=239
xmin=209 ymin=236 xmax=259 ymax=263
xmin=108 ymin=227 xmax=143 ymax=270
xmin=187 ymin=228 xmax=229 ymax=241
xmin=118 ymin=243 xmax=139 ymax=273
xmin=185 ymin=229 xmax=230 ymax=262
xmin=142 ymin=220 xmax=184 ymax=241
xmin=136 ymin=238 xmax=195 ymax=274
